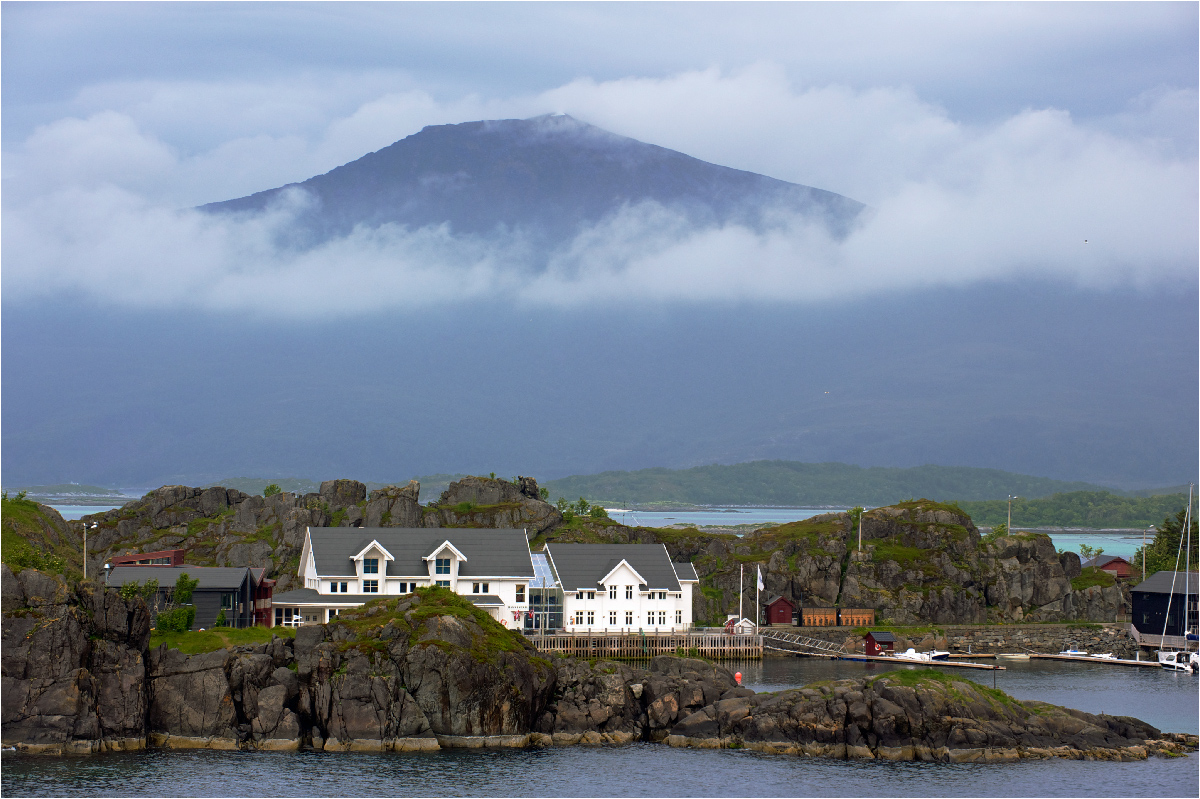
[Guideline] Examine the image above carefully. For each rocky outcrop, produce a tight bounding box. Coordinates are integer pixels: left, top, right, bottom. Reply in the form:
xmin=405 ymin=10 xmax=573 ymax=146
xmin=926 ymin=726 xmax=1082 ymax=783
xmin=536 ymin=655 xmax=739 ymax=745
xmin=666 ymin=672 xmax=1197 ymax=762
xmin=76 ymin=475 xmax=561 ymax=593
xmin=4 ymin=573 xmax=1194 ymax=761
xmin=1 ymin=565 xmax=150 ymax=754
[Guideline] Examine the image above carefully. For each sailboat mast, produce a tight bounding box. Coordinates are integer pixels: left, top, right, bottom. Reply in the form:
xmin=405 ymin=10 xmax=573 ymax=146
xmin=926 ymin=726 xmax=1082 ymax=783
xmin=1160 ymin=484 xmax=1193 ymax=642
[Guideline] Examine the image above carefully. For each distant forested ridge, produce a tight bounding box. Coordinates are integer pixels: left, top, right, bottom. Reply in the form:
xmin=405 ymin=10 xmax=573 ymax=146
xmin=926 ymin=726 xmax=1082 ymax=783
xmin=959 ymin=491 xmax=1190 ymax=529
xmin=542 ymin=461 xmax=1119 ymax=508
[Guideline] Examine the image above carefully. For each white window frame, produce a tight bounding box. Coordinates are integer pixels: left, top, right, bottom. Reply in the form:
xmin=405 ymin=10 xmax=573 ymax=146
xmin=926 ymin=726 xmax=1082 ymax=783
xmin=363 ymin=558 xmax=379 ymax=574
xmin=610 ymin=611 xmax=617 ymax=625
xmin=626 ymin=611 xmax=633 ymax=625
xmin=363 ymin=580 xmax=379 ymax=593
xmin=609 ymin=585 xmax=617 ymax=599
xmin=626 ymin=585 xmax=633 ymax=599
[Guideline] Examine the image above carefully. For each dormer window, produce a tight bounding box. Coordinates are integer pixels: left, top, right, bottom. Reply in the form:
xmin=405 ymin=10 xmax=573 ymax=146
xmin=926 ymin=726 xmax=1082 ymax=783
xmin=436 ymin=558 xmax=451 ymax=575
xmin=363 ymin=558 xmax=379 ymax=574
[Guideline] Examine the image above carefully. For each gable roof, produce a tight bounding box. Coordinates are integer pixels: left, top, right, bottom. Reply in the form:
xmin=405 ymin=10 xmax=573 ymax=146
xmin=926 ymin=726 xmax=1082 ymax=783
xmin=867 ymin=630 xmax=897 ymax=642
xmin=306 ymin=527 xmax=533 ymax=578
xmin=1132 ymin=570 xmax=1199 ymax=595
xmin=765 ymin=595 xmax=795 ymax=608
xmin=673 ymin=561 xmax=698 ymax=581
xmin=424 ymin=540 xmax=468 ymax=562
xmin=1084 ymin=554 xmax=1129 ymax=569
xmin=353 ymin=540 xmax=396 ymax=561
xmin=107 ymin=565 xmax=254 ymax=591
xmin=545 ymin=544 xmax=681 ymax=592
xmin=598 ymin=558 xmax=647 ymax=587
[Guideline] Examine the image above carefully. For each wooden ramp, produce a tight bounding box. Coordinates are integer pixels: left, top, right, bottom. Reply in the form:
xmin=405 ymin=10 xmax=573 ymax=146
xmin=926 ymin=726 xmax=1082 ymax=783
xmin=838 ymin=654 xmax=1005 ymax=671
xmin=527 ymin=632 xmax=762 ymax=659
xmin=759 ymin=628 xmax=846 ymax=657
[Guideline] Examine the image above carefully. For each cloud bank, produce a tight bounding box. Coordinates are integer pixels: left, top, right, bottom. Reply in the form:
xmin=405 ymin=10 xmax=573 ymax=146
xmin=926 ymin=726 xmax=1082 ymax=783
xmin=3 ymin=67 xmax=1195 ymax=317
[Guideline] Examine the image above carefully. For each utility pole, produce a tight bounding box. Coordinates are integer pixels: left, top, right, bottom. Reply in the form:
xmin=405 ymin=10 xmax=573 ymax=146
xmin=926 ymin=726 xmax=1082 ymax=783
xmin=739 ymin=564 xmax=744 ymax=622
xmin=1007 ymin=496 xmax=1018 ymax=534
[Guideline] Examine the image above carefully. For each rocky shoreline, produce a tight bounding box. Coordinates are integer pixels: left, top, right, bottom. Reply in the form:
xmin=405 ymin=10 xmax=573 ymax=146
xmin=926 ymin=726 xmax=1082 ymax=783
xmin=3 ymin=567 xmax=1195 ymax=761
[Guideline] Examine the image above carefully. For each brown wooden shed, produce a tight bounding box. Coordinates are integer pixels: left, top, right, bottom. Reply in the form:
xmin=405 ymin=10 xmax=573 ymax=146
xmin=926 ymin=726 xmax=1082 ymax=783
xmin=764 ymin=595 xmax=796 ymax=625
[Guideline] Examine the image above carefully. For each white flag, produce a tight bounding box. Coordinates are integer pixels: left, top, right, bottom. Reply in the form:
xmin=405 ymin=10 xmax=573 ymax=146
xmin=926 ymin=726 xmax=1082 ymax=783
xmin=756 ymin=565 xmax=764 ymax=591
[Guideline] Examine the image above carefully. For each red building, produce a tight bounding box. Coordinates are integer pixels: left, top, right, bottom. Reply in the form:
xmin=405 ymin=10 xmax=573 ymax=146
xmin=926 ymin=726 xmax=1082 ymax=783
xmin=1086 ymin=555 xmax=1133 ymax=581
xmin=865 ymin=630 xmax=897 ymax=656
xmin=764 ymin=595 xmax=796 ymax=625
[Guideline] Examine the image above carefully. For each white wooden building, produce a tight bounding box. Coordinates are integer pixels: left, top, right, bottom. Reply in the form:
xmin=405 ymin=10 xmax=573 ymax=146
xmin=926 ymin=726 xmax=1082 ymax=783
xmin=271 ymin=527 xmax=535 ymax=627
xmin=544 ymin=543 xmax=698 ymax=632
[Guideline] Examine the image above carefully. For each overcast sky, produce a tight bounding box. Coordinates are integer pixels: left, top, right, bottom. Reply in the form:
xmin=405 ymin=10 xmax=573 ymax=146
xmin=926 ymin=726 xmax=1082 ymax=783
xmin=2 ymin=1 xmax=1196 ymax=315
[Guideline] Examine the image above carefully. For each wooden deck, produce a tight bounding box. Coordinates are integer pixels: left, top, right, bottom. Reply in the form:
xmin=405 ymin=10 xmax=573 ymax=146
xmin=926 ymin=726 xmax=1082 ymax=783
xmin=527 ymin=632 xmax=763 ymax=659
xmin=1029 ymin=653 xmax=1162 ymax=668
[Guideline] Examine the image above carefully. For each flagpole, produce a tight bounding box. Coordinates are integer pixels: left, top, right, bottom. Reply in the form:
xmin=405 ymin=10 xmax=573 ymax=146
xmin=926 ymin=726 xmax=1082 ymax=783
xmin=756 ymin=567 xmax=760 ymax=628
xmin=739 ymin=564 xmax=743 ymax=623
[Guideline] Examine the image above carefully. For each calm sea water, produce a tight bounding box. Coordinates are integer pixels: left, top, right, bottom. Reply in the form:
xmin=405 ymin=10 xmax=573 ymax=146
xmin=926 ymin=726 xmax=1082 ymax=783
xmin=4 ymin=658 xmax=1196 ymax=797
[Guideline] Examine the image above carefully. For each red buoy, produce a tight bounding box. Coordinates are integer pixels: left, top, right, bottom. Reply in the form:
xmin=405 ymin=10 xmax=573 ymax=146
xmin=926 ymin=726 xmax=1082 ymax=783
xmin=735 ymin=671 xmax=742 ymax=685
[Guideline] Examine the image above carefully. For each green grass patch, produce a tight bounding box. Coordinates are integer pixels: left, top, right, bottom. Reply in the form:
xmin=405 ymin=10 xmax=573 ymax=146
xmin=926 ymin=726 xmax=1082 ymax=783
xmin=1071 ymin=566 xmax=1116 ymax=592
xmin=869 ymin=541 xmax=935 ymax=572
xmin=149 ymin=625 xmax=295 ymax=655
xmin=185 ymin=507 xmax=235 ymax=537
xmin=333 ymin=587 xmax=529 ymax=664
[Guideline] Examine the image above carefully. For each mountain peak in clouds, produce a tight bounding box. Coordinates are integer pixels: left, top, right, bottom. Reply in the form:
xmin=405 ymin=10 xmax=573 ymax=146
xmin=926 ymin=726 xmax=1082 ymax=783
xmin=201 ymin=114 xmax=865 ymax=247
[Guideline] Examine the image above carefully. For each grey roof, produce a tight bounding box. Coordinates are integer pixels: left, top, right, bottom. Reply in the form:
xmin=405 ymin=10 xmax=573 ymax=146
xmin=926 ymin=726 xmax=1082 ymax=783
xmin=765 ymin=595 xmax=794 ymax=607
xmin=107 ymin=566 xmax=253 ymax=590
xmin=307 ymin=527 xmax=534 ymax=579
xmin=673 ymin=561 xmax=698 ymax=581
xmin=1084 ymin=555 xmax=1129 ymax=569
xmin=867 ymin=631 xmax=897 ymax=642
xmin=545 ymin=544 xmax=682 ymax=592
xmin=272 ymin=588 xmax=324 ymax=604
xmin=468 ymin=595 xmax=504 ymax=607
xmin=1132 ymin=571 xmax=1199 ymax=595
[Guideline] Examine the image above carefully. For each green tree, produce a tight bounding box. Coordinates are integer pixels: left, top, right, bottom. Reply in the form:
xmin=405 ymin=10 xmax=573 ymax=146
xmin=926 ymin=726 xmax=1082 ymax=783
xmin=214 ymin=608 xmax=227 ymax=628
xmin=263 ymin=483 xmax=282 ymax=497
xmin=1133 ymin=504 xmax=1199 ymax=580
xmin=589 ymin=505 xmax=609 ymax=519
xmin=574 ymin=497 xmax=591 ymax=516
xmin=539 ymin=487 xmax=550 ymax=502
xmin=172 ymin=572 xmax=200 ymax=605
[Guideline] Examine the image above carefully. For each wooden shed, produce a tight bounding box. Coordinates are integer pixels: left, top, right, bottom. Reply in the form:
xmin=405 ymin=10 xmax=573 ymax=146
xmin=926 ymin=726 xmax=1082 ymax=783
xmin=764 ymin=595 xmax=796 ymax=625
xmin=865 ymin=630 xmax=897 ymax=656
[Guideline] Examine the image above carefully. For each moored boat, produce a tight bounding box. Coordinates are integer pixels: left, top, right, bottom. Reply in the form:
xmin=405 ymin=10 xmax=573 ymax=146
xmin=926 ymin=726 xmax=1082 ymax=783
xmin=1157 ymin=650 xmax=1199 ymax=673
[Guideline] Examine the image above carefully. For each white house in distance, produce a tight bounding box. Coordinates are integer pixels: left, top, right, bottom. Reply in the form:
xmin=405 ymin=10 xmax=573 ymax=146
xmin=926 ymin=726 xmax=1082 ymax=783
xmin=271 ymin=527 xmax=536 ymax=627
xmin=544 ymin=543 xmax=697 ymax=632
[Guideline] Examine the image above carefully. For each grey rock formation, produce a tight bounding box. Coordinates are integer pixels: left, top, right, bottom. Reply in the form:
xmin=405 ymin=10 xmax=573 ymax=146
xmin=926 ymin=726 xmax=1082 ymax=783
xmin=666 ymin=674 xmax=1193 ymax=761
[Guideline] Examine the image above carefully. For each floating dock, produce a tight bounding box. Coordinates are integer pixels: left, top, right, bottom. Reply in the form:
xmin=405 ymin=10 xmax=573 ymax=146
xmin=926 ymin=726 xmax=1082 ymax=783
xmin=836 ymin=654 xmax=1005 ymax=671
xmin=1028 ymin=653 xmax=1161 ymax=668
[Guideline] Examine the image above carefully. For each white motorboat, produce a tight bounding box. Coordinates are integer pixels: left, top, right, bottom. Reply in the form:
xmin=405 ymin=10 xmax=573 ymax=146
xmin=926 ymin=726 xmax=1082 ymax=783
xmin=1157 ymin=650 xmax=1199 ymax=673
xmin=1090 ymin=653 xmax=1116 ymax=660
xmin=892 ymin=648 xmax=951 ymax=662
xmin=996 ymin=653 xmax=1030 ymax=660
xmin=1059 ymin=649 xmax=1088 ymax=656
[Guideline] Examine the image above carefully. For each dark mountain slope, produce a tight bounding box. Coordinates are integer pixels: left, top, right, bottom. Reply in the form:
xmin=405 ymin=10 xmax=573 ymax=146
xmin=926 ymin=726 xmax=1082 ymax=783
xmin=201 ymin=114 xmax=864 ymax=247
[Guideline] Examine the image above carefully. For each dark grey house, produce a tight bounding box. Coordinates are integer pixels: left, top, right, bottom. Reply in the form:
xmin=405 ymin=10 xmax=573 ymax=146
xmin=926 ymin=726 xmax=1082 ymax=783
xmin=106 ymin=565 xmax=263 ymax=629
xmin=1132 ymin=570 xmax=1199 ymax=637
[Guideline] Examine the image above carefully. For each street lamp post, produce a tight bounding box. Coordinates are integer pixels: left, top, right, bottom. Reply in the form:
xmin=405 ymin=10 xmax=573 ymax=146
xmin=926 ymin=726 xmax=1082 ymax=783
xmin=1007 ymin=496 xmax=1019 ymax=534
xmin=1144 ymin=525 xmax=1153 ymax=581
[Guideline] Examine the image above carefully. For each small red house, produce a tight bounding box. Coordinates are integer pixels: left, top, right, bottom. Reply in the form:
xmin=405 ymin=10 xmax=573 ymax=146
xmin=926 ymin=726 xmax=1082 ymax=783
xmin=865 ymin=630 xmax=897 ymax=656
xmin=1085 ymin=555 xmax=1132 ymax=581
xmin=109 ymin=549 xmax=186 ymax=567
xmin=764 ymin=595 xmax=796 ymax=626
